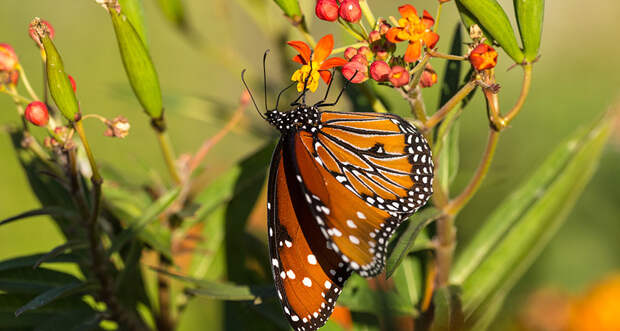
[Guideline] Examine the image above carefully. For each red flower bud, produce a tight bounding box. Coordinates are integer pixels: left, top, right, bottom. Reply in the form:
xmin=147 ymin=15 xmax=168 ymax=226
xmin=25 ymin=101 xmax=49 ymax=126
xmin=342 ymin=60 xmax=368 ymax=83
xmin=339 ymin=0 xmax=361 ymax=23
xmin=419 ymin=64 xmax=437 ymax=88
xmin=344 ymin=47 xmax=357 ymax=61
xmin=315 ymin=0 xmax=339 ymax=22
xmin=29 ymin=19 xmax=54 ymax=48
xmin=389 ymin=66 xmax=409 ymax=87
xmin=350 ymin=54 xmax=368 ymax=66
xmin=370 ymin=61 xmax=390 ymax=82
xmin=469 ymin=44 xmax=498 ymax=71
xmin=357 ymin=46 xmax=373 ymax=61
xmin=68 ymin=75 xmax=77 ymax=92
xmin=379 ymin=22 xmax=391 ymax=35
xmin=0 ymin=44 xmax=19 ymax=72
xmin=369 ymin=31 xmax=381 ymax=43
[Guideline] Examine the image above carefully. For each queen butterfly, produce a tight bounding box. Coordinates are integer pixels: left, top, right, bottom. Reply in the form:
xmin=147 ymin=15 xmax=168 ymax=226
xmin=242 ymin=53 xmax=433 ymax=331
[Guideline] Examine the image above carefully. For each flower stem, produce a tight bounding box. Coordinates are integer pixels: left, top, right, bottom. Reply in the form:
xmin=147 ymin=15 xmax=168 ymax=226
xmin=2 ymin=88 xmax=32 ymax=105
xmin=338 ymin=19 xmax=365 ymax=41
xmin=359 ymin=0 xmax=376 ymax=28
xmin=500 ymin=63 xmax=532 ymax=127
xmin=424 ymin=80 xmax=477 ymax=131
xmin=359 ymin=84 xmax=388 ymax=113
xmin=427 ymin=49 xmax=467 ymax=61
xmin=296 ymin=25 xmax=316 ymax=48
xmin=435 ymin=213 xmax=455 ymax=287
xmin=155 ymin=129 xmax=182 ymax=185
xmin=445 ymin=129 xmax=500 ymax=216
xmin=434 ymin=3 xmax=443 ymax=33
xmin=333 ymin=42 xmax=367 ymax=55
xmin=73 ymin=120 xmax=102 ymax=186
xmin=17 ymin=65 xmax=40 ymax=101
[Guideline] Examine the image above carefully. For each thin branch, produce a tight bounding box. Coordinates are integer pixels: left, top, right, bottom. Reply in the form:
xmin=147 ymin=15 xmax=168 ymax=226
xmin=424 ymin=80 xmax=477 ymax=131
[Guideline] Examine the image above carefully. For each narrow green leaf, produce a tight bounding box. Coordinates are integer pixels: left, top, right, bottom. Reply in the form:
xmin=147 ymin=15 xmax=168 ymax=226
xmin=152 ymin=267 xmax=274 ymax=301
xmin=451 ymin=121 xmax=595 ymax=285
xmin=0 ymin=268 xmax=82 ymax=294
xmin=33 ymin=18 xmax=79 ymax=121
xmin=431 ymin=286 xmax=465 ymax=331
xmin=0 ymin=253 xmax=80 ymax=272
xmin=338 ymin=274 xmax=417 ymax=316
xmin=15 ymin=282 xmax=90 ymax=316
xmin=391 ymin=257 xmax=423 ymax=306
xmin=459 ymin=112 xmax=614 ymax=316
xmin=514 ymin=0 xmax=544 ymax=62
xmin=386 ymin=208 xmax=438 ymax=278
xmin=107 ymin=7 xmax=163 ymax=118
xmin=33 ymin=242 xmax=87 ymax=269
xmin=108 ymin=187 xmax=180 ymax=255
xmin=0 ymin=207 xmax=77 ymax=227
xmin=456 ymin=0 xmax=525 ymax=63
xmin=272 ymin=0 xmax=302 ymax=20
xmin=155 ymin=0 xmax=187 ymax=29
xmin=118 ymin=0 xmax=148 ymax=46
xmin=0 ymin=294 xmax=95 ymax=329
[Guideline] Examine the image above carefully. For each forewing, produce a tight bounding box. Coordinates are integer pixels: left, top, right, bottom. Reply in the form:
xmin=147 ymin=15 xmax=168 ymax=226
xmin=268 ymin=139 xmax=351 ymax=331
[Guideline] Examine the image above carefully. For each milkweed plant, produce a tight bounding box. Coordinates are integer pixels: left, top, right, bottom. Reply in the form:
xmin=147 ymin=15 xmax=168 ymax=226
xmin=0 ymin=0 xmax=615 ymax=330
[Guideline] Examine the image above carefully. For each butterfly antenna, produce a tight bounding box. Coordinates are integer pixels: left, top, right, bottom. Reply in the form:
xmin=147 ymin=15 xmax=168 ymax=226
xmin=241 ymin=69 xmax=266 ymax=120
xmin=263 ymin=50 xmax=270 ymax=112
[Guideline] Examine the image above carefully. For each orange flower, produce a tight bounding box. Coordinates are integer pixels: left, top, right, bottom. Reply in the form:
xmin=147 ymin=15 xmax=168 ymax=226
xmin=385 ymin=5 xmax=439 ymax=63
xmin=469 ymin=44 xmax=498 ymax=71
xmin=288 ymin=34 xmax=347 ymax=92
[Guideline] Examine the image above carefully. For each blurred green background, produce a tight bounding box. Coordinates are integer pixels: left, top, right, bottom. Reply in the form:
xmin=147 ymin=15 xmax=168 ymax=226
xmin=1 ymin=0 xmax=618 ymax=329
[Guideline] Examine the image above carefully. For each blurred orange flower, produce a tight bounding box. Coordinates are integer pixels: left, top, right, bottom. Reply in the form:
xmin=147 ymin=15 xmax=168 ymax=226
xmin=567 ymin=274 xmax=620 ymax=331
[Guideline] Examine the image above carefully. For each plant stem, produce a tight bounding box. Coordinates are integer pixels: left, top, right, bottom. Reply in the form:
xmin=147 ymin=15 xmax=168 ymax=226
xmin=359 ymin=84 xmax=388 ymax=113
xmin=17 ymin=65 xmax=40 ymax=101
xmin=359 ymin=0 xmax=376 ymax=28
xmin=427 ymin=49 xmax=467 ymax=61
xmin=500 ymin=63 xmax=533 ymax=127
xmin=397 ymin=86 xmax=428 ymax=123
xmin=333 ymin=42 xmax=367 ymax=55
xmin=156 ymin=130 xmax=182 ymax=185
xmin=434 ymin=3 xmax=443 ymax=33
xmin=445 ymin=129 xmax=500 ymax=216
xmin=296 ymin=25 xmax=316 ymax=47
xmin=424 ymin=80 xmax=477 ymax=131
xmin=73 ymin=120 xmax=102 ymax=185
xmin=435 ymin=213 xmax=455 ymax=287
xmin=2 ymin=88 xmax=32 ymax=105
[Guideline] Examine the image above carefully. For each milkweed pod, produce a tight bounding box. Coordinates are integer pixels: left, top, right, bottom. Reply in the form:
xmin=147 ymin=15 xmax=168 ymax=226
xmin=108 ymin=7 xmax=163 ymax=119
xmin=456 ymin=0 xmax=525 ymax=63
xmin=273 ymin=0 xmax=303 ymax=24
xmin=33 ymin=18 xmax=80 ymax=121
xmin=514 ymin=0 xmax=544 ymax=62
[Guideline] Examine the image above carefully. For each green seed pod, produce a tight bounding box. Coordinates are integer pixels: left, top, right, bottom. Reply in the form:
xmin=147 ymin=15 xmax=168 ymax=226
xmin=514 ymin=0 xmax=544 ymax=62
xmin=34 ymin=18 xmax=80 ymax=121
xmin=108 ymin=7 xmax=163 ymax=119
xmin=273 ymin=0 xmax=303 ymax=23
xmin=455 ymin=1 xmax=493 ymax=45
xmin=118 ymin=0 xmax=148 ymax=46
xmin=456 ymin=0 xmax=525 ymax=64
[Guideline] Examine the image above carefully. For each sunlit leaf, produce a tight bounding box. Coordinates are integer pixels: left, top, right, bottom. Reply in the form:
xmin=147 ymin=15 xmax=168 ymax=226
xmin=514 ymin=0 xmax=544 ymax=62
xmin=458 ymin=112 xmax=614 ymax=318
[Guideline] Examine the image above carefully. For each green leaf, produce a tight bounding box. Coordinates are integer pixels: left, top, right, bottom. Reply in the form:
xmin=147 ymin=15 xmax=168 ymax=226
xmin=385 ymin=208 xmax=438 ymax=278
xmin=33 ymin=242 xmax=88 ymax=269
xmin=514 ymin=0 xmax=544 ymax=62
xmin=118 ymin=0 xmax=148 ymax=46
xmin=430 ymin=286 xmax=464 ymax=331
xmin=107 ymin=7 xmax=163 ymax=119
xmin=391 ymin=256 xmax=423 ymax=306
xmin=0 ymin=293 xmax=96 ymax=329
xmin=272 ymin=0 xmax=302 ymax=20
xmin=0 ymin=207 xmax=77 ymax=228
xmin=155 ymin=0 xmax=187 ymax=29
xmin=338 ymin=274 xmax=417 ymax=316
xmin=456 ymin=0 xmax=525 ymax=63
xmin=108 ymin=187 xmax=180 ymax=256
xmin=34 ymin=19 xmax=79 ymax=121
xmin=455 ymin=2 xmax=494 ymax=46
xmin=152 ymin=267 xmax=274 ymax=301
xmin=0 ymin=268 xmax=82 ymax=294
xmin=458 ymin=112 xmax=614 ymax=317
xmin=15 ymin=282 xmax=90 ymax=317
xmin=0 ymin=253 xmax=81 ymax=272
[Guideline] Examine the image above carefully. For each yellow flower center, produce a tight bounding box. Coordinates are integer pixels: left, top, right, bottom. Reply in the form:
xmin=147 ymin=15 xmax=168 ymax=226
xmin=397 ymin=15 xmax=427 ymax=42
xmin=291 ymin=61 xmax=321 ymax=92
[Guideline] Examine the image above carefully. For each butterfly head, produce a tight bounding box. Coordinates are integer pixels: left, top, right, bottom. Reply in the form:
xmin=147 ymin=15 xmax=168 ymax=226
xmin=266 ymin=105 xmax=321 ymax=134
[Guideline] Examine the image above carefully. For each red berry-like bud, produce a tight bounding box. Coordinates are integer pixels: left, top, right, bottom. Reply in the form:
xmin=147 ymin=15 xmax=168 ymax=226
xmin=29 ymin=19 xmax=54 ymax=48
xmin=350 ymin=54 xmax=368 ymax=66
xmin=25 ymin=101 xmax=49 ymax=126
xmin=68 ymin=75 xmax=77 ymax=92
xmin=370 ymin=61 xmax=390 ymax=82
xmin=342 ymin=60 xmax=368 ymax=84
xmin=0 ymin=44 xmax=19 ymax=72
xmin=315 ymin=0 xmax=339 ymax=22
xmin=419 ymin=64 xmax=437 ymax=88
xmin=344 ymin=47 xmax=357 ymax=61
xmin=389 ymin=66 xmax=410 ymax=87
xmin=379 ymin=22 xmax=391 ymax=35
xmin=357 ymin=46 xmax=373 ymax=61
xmin=369 ymin=31 xmax=381 ymax=43
xmin=469 ymin=44 xmax=498 ymax=71
xmin=339 ymin=0 xmax=362 ymax=23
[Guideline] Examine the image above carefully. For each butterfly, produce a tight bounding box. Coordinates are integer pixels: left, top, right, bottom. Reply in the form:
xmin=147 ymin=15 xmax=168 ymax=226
xmin=242 ymin=56 xmax=433 ymax=331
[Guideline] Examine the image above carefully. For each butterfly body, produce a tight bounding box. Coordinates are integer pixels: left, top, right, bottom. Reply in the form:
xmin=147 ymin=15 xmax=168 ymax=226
xmin=265 ymin=105 xmax=433 ymax=331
